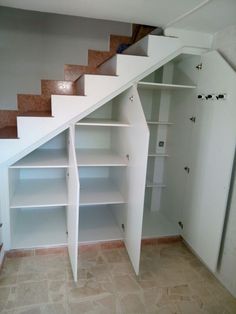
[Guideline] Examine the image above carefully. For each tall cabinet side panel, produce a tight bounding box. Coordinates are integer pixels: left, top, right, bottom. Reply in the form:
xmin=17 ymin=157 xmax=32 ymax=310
xmin=67 ymin=126 xmax=80 ymax=282
xmin=111 ymin=86 xmax=149 ymax=274
xmin=183 ymin=51 xmax=236 ymax=272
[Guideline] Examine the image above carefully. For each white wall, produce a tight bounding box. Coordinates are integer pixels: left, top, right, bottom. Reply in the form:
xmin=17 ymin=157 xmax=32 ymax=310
xmin=0 ymin=6 xmax=131 ymax=109
xmin=213 ymin=25 xmax=236 ymax=296
xmin=213 ymin=25 xmax=236 ymax=70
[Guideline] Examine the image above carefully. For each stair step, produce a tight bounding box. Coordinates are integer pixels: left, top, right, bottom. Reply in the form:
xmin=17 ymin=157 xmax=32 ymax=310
xmin=64 ymin=65 xmax=98 ymax=81
xmin=88 ymin=50 xmax=114 ymax=67
xmin=109 ymin=35 xmax=132 ymax=53
xmin=0 ymin=110 xmax=18 ymax=129
xmin=19 ymin=111 xmax=52 ymax=117
xmin=18 ymin=94 xmax=51 ymax=113
xmin=41 ymin=80 xmax=76 ymax=97
xmin=0 ymin=126 xmax=18 ymax=139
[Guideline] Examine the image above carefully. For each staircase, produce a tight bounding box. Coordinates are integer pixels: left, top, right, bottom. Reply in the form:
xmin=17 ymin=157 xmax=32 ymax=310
xmin=0 ymin=32 xmax=184 ymax=165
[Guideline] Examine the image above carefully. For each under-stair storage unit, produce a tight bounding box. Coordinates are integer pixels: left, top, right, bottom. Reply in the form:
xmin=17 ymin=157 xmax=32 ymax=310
xmin=9 ymin=130 xmax=69 ymax=249
xmin=138 ymin=55 xmax=197 ymax=239
xmin=138 ymin=51 xmax=236 ymax=274
xmin=75 ymin=87 xmax=149 ymax=274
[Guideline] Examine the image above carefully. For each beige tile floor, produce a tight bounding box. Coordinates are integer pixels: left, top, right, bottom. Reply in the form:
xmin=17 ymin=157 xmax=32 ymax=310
xmin=0 ymin=242 xmax=236 ymax=314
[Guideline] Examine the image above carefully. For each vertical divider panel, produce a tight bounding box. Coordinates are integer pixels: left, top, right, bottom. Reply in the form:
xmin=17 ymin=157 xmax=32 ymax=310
xmin=112 ymin=86 xmax=149 ymax=274
xmin=67 ymin=125 xmax=80 ymax=282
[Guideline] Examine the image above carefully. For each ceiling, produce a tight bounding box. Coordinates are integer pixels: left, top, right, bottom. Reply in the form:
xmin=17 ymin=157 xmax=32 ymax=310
xmin=0 ymin=0 xmax=235 ymax=34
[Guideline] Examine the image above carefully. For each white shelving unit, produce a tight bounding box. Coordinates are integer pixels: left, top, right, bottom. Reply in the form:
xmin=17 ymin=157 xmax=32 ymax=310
xmin=10 ymin=149 xmax=68 ymax=168
xmin=138 ymin=82 xmax=196 ymax=90
xmin=80 ymin=178 xmax=125 ymax=206
xmin=79 ymin=206 xmax=123 ymax=243
xmin=9 ymin=131 xmax=69 ymax=250
xmin=76 ymin=118 xmax=130 ymax=127
xmin=76 ymin=149 xmax=128 ymax=167
xmin=10 ymin=178 xmax=68 ymax=208
xmin=11 ymin=207 xmax=67 ymax=249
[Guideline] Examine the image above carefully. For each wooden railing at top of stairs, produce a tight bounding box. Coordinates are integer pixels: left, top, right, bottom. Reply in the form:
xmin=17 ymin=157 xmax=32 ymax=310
xmin=0 ymin=24 xmax=156 ymax=139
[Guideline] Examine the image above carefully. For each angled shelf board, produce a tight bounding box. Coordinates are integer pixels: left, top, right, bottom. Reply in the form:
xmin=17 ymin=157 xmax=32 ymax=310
xmin=10 ymin=178 xmax=68 ymax=208
xmin=80 ymin=178 xmax=125 ymax=206
xmin=147 ymin=121 xmax=173 ymax=125
xmin=79 ymin=206 xmax=123 ymax=243
xmin=138 ymin=82 xmax=196 ymax=90
xmin=11 ymin=207 xmax=67 ymax=249
xmin=10 ymin=149 xmax=68 ymax=168
xmin=76 ymin=149 xmax=128 ymax=167
xmin=76 ymin=118 xmax=130 ymax=127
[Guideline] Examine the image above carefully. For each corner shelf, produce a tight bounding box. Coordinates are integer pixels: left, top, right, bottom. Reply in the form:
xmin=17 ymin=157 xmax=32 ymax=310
xmin=10 ymin=178 xmax=68 ymax=208
xmin=10 ymin=149 xmax=68 ymax=168
xmin=76 ymin=118 xmax=130 ymax=127
xmin=138 ymin=82 xmax=196 ymax=90
xmin=80 ymin=178 xmax=125 ymax=206
xmin=76 ymin=149 xmax=128 ymax=167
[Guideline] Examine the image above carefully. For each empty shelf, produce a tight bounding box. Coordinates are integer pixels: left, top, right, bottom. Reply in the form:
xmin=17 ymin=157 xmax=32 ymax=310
xmin=10 ymin=178 xmax=68 ymax=208
xmin=80 ymin=178 xmax=125 ymax=206
xmin=138 ymin=82 xmax=196 ymax=90
xmin=10 ymin=149 xmax=68 ymax=168
xmin=76 ymin=149 xmax=128 ymax=167
xmin=142 ymin=210 xmax=179 ymax=238
xmin=79 ymin=206 xmax=123 ymax=243
xmin=76 ymin=118 xmax=130 ymax=127
xmin=11 ymin=207 xmax=67 ymax=249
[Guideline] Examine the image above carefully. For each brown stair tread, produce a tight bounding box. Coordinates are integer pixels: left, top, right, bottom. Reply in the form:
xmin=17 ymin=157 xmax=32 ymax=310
xmin=0 ymin=126 xmax=18 ymax=139
xmin=19 ymin=111 xmax=52 ymax=117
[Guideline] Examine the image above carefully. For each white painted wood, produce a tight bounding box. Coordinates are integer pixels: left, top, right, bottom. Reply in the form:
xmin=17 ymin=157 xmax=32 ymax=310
xmin=111 ymin=86 xmax=149 ymax=274
xmin=138 ymin=82 xmax=196 ymax=90
xmin=79 ymin=206 xmax=123 ymax=243
xmin=142 ymin=210 xmax=179 ymax=238
xmin=11 ymin=207 xmax=67 ymax=249
xmin=10 ymin=149 xmax=68 ymax=168
xmin=76 ymin=149 xmax=128 ymax=167
xmin=147 ymin=121 xmax=173 ymax=125
xmin=80 ymin=178 xmax=125 ymax=206
xmin=67 ymin=126 xmax=79 ymax=282
xmin=182 ymin=51 xmax=236 ymax=272
xmin=146 ymin=181 xmax=166 ymax=188
xmin=148 ymin=153 xmax=169 ymax=157
xmin=10 ymin=178 xmax=68 ymax=208
xmin=76 ymin=118 xmax=130 ymax=127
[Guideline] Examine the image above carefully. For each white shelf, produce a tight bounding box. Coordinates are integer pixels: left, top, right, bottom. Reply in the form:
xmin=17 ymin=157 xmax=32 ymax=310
xmin=138 ymin=82 xmax=196 ymax=90
xmin=10 ymin=149 xmax=68 ymax=168
xmin=146 ymin=180 xmax=166 ymax=188
xmin=76 ymin=149 xmax=128 ymax=167
xmin=76 ymin=118 xmax=130 ymax=127
xmin=79 ymin=206 xmax=123 ymax=243
xmin=147 ymin=121 xmax=173 ymax=125
xmin=10 ymin=178 xmax=68 ymax=208
xmin=142 ymin=210 xmax=179 ymax=238
xmin=11 ymin=207 xmax=67 ymax=249
xmin=80 ymin=178 xmax=125 ymax=206
xmin=148 ymin=152 xmax=169 ymax=157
